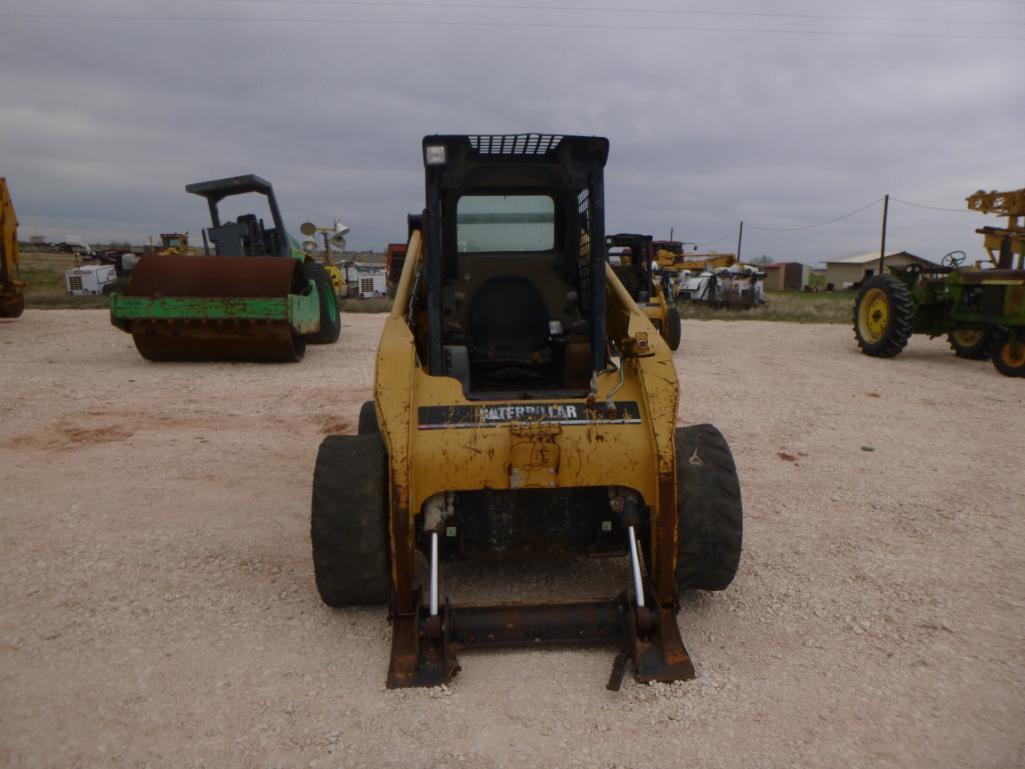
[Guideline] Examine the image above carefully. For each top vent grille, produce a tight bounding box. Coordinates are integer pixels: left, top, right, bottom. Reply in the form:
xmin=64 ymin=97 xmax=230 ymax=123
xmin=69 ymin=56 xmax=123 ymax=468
xmin=467 ymin=134 xmax=564 ymax=156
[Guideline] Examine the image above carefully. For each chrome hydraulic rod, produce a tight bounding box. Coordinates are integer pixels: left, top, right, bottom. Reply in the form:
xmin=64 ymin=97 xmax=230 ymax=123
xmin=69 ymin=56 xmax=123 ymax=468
xmin=627 ymin=525 xmax=645 ymax=608
xmin=429 ymin=531 xmax=439 ymax=616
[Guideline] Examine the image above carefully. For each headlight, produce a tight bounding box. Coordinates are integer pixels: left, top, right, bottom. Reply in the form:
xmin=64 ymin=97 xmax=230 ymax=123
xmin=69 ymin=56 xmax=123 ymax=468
xmin=302 ymin=240 xmax=317 ymax=254
xmin=424 ymin=144 xmax=447 ymax=166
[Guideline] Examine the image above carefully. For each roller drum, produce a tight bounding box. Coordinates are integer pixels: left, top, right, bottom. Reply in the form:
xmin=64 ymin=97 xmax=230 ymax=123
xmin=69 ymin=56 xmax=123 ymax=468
xmin=126 ymin=255 xmax=307 ymax=362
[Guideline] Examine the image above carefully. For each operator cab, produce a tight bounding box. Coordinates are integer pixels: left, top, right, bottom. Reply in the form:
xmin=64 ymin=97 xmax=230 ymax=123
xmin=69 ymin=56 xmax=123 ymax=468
xmin=417 ymin=135 xmax=609 ymax=398
xmin=185 ymin=174 xmax=290 ymax=259
xmin=607 ymin=233 xmax=654 ymax=304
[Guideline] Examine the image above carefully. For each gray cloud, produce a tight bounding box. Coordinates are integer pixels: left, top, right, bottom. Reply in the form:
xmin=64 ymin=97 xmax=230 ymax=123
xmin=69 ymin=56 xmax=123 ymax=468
xmin=2 ymin=0 xmax=1022 ymax=263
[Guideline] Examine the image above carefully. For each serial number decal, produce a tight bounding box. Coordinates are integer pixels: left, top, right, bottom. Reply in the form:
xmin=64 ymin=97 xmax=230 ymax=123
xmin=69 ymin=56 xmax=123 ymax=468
xmin=417 ymin=401 xmax=642 ymax=429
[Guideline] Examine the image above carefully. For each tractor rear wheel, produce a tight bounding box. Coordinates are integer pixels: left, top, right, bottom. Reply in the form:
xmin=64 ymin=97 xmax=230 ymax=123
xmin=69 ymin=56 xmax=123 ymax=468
xmin=665 ymin=306 xmax=682 ymax=352
xmin=991 ymin=333 xmax=1025 ymax=377
xmin=311 ymin=433 xmax=391 ymax=606
xmin=358 ymin=400 xmax=380 ymax=435
xmin=674 ymin=424 xmax=743 ymax=592
xmin=948 ymin=328 xmax=990 ymax=359
xmin=305 ymin=261 xmax=341 ymax=345
xmin=853 ymin=275 xmax=914 ymax=357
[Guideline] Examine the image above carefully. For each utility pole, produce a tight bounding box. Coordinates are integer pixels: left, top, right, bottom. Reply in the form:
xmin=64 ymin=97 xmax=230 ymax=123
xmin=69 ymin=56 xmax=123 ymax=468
xmin=878 ymin=194 xmax=889 ymax=275
xmin=736 ymin=221 xmax=744 ymax=262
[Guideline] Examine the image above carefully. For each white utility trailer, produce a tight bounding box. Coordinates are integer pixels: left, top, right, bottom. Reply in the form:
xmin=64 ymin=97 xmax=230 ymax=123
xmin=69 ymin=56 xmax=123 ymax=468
xmin=65 ymin=264 xmax=117 ymax=295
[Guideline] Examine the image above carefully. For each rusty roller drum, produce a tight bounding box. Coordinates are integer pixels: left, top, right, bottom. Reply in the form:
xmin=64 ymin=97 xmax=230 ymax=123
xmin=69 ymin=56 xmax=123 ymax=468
xmin=126 ymin=255 xmax=308 ymax=362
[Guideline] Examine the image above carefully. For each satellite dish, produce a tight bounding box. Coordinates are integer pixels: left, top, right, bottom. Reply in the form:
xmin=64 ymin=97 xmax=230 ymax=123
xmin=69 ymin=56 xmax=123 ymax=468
xmin=330 ymin=234 xmax=347 ymax=250
xmin=302 ymin=240 xmax=318 ymax=254
xmin=300 ymin=221 xmax=317 ymax=237
xmin=333 ymin=221 xmax=351 ymax=237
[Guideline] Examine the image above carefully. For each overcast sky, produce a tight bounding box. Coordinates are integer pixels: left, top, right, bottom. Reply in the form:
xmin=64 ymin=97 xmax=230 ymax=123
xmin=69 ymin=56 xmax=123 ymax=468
xmin=2 ymin=0 xmax=1023 ymax=264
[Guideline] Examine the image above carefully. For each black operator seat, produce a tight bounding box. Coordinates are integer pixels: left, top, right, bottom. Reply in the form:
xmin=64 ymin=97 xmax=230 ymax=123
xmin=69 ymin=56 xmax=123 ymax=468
xmin=468 ymin=276 xmax=551 ymax=362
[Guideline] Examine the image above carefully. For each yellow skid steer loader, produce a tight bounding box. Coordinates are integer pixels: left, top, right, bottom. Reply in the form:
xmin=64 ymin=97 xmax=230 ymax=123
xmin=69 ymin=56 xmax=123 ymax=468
xmin=312 ymin=134 xmax=743 ymax=688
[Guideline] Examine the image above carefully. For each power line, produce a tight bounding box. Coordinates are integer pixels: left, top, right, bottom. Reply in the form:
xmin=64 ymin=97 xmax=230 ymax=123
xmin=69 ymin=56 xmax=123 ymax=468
xmin=910 ymin=0 xmax=1025 ymax=4
xmin=693 ymin=225 xmax=740 ymax=247
xmin=184 ymin=0 xmax=1025 ymax=27
xmin=2 ymin=12 xmax=1023 ymax=40
xmin=744 ymin=198 xmax=884 ymax=232
xmin=890 ymin=196 xmax=976 ymax=213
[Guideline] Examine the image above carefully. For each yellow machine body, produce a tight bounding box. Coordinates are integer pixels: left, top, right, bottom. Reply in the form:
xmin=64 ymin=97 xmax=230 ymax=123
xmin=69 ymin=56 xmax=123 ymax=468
xmin=324 ymin=263 xmax=345 ymax=296
xmin=375 ymin=231 xmax=681 ymax=598
xmin=640 ymin=282 xmax=671 ymax=335
xmin=153 ymin=232 xmax=199 ymax=256
xmin=0 ymin=177 xmax=26 ymax=319
xmin=967 ymin=188 xmax=1025 ymax=269
xmin=657 ymin=249 xmax=738 ymax=274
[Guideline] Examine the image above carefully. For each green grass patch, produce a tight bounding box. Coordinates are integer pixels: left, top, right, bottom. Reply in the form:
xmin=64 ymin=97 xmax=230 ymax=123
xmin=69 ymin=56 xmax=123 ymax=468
xmin=20 ymin=252 xmax=396 ymax=313
xmin=20 ymin=253 xmax=848 ymax=324
xmin=677 ymin=289 xmax=855 ymax=324
xmin=19 ymin=251 xmax=117 ymax=309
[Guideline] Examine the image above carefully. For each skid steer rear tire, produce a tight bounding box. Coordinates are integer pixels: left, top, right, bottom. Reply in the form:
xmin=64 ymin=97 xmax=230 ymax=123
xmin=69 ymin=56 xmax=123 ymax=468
xmin=305 ymin=261 xmax=342 ymax=345
xmin=665 ymin=306 xmax=682 ymax=351
xmin=358 ymin=400 xmax=379 ymax=435
xmin=311 ymin=434 xmax=390 ymax=606
xmin=674 ymin=424 xmax=743 ymax=592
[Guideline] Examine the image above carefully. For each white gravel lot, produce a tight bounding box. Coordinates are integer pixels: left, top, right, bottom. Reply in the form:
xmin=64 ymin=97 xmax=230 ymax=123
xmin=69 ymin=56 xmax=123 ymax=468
xmin=1 ymin=309 xmax=1023 ymax=769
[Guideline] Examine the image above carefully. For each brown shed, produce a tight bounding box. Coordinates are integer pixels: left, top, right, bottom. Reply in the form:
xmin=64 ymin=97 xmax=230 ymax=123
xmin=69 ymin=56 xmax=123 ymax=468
xmin=763 ymin=262 xmax=804 ymax=291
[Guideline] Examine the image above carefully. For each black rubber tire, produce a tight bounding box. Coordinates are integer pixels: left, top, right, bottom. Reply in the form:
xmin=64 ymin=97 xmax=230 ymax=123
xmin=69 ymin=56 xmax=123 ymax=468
xmin=357 ymin=400 xmax=380 ymax=435
xmin=304 ymin=260 xmax=341 ymax=345
xmin=311 ymin=434 xmax=391 ymax=606
xmin=947 ymin=328 xmax=991 ymax=359
xmin=674 ymin=424 xmax=743 ymax=592
xmin=665 ymin=305 xmax=682 ymax=351
xmin=853 ymin=274 xmax=914 ymax=358
xmin=990 ymin=332 xmax=1025 ymax=377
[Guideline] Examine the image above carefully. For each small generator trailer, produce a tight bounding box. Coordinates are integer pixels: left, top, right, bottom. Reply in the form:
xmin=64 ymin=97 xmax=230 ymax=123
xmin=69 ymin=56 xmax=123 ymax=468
xmin=311 ymin=134 xmax=743 ymax=689
xmin=352 ymin=266 xmax=387 ymax=298
xmin=854 ymin=186 xmax=1025 ymax=377
xmin=109 ymin=175 xmax=341 ymax=362
xmin=65 ymin=264 xmax=117 ymax=295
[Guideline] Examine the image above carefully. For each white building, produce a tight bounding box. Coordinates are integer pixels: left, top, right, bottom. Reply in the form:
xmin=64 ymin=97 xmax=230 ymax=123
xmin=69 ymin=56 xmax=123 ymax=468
xmin=824 ymin=251 xmax=936 ymax=289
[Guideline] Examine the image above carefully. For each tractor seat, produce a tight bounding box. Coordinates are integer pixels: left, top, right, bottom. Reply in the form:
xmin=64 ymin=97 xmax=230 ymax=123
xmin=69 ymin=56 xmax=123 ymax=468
xmin=206 ymin=221 xmax=250 ymax=257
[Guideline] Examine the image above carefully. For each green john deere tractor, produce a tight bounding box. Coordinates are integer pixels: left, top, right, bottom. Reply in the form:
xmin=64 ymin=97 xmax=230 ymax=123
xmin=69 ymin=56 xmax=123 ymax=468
xmin=853 ymin=188 xmax=1025 ymax=378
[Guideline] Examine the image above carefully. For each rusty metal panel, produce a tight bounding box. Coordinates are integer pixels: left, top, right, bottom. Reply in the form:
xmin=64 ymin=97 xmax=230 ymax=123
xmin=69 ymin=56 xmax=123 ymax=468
xmin=509 ymin=422 xmax=561 ymax=489
xmin=375 ymin=230 xmax=688 ymax=683
xmin=386 ymin=594 xmax=695 ymax=689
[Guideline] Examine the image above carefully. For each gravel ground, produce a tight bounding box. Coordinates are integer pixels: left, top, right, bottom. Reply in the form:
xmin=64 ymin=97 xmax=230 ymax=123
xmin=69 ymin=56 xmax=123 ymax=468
xmin=2 ymin=310 xmax=1023 ymax=769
